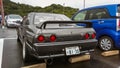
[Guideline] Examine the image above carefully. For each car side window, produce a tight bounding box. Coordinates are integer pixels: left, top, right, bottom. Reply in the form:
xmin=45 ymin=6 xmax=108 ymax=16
xmin=73 ymin=11 xmax=87 ymax=21
xmin=87 ymin=8 xmax=110 ymax=20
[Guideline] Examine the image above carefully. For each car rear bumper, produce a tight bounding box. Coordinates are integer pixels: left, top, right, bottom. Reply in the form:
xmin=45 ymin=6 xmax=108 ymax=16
xmin=114 ymin=31 xmax=120 ymax=48
xmin=28 ymin=39 xmax=97 ymax=59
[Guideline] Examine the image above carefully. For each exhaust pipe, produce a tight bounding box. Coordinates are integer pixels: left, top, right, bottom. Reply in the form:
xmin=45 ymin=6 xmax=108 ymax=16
xmin=44 ymin=58 xmax=53 ymax=65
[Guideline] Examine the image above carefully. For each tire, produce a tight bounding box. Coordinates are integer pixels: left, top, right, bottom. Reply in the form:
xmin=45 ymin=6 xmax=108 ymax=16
xmin=17 ymin=29 xmax=20 ymax=42
xmin=6 ymin=23 xmax=9 ymax=28
xmin=17 ymin=35 xmax=20 ymax=42
xmin=22 ymin=41 xmax=32 ymax=62
xmin=98 ymin=36 xmax=114 ymax=51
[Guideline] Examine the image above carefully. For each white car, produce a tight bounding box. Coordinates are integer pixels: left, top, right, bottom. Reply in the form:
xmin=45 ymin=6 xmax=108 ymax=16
xmin=5 ymin=14 xmax=23 ymax=27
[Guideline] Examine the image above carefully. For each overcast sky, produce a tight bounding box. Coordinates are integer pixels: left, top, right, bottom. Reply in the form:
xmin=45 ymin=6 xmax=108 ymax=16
xmin=10 ymin=0 xmax=120 ymax=9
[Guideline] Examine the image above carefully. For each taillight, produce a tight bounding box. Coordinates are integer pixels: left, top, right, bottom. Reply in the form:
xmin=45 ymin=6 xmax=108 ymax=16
xmin=118 ymin=20 xmax=120 ymax=28
xmin=91 ymin=33 xmax=96 ymax=39
xmin=84 ymin=33 xmax=90 ymax=39
xmin=117 ymin=19 xmax=120 ymax=31
xmin=50 ymin=35 xmax=56 ymax=42
xmin=37 ymin=35 xmax=45 ymax=42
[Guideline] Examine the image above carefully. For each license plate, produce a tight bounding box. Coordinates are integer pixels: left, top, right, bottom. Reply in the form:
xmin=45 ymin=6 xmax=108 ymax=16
xmin=65 ymin=46 xmax=80 ymax=56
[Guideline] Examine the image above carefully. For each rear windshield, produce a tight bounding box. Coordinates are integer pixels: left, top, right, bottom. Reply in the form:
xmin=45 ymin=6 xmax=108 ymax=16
xmin=118 ymin=6 xmax=120 ymax=13
xmin=116 ymin=5 xmax=120 ymax=17
xmin=34 ymin=13 xmax=71 ymax=24
xmin=9 ymin=15 xmax=22 ymax=19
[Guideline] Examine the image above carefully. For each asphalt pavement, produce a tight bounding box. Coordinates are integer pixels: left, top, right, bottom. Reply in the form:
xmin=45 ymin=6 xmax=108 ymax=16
xmin=1 ymin=28 xmax=120 ymax=68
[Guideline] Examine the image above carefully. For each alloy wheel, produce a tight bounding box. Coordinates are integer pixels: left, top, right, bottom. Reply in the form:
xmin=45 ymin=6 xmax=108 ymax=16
xmin=99 ymin=36 xmax=114 ymax=51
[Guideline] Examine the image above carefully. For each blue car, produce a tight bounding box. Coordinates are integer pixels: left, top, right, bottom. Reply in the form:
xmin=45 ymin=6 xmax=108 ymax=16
xmin=72 ymin=4 xmax=120 ymax=51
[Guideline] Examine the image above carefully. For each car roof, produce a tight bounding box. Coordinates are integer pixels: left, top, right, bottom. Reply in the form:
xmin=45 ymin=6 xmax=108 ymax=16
xmin=28 ymin=12 xmax=70 ymax=18
xmin=7 ymin=14 xmax=21 ymax=16
xmin=79 ymin=4 xmax=120 ymax=17
xmin=82 ymin=4 xmax=119 ymax=10
xmin=28 ymin=12 xmax=65 ymax=15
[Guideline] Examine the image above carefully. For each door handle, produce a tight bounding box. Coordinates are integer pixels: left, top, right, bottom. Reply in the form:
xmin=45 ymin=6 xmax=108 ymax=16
xmin=98 ymin=20 xmax=104 ymax=24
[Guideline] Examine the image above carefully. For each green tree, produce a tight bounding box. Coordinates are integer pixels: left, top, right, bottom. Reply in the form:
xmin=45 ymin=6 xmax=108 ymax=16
xmin=3 ymin=0 xmax=79 ymax=18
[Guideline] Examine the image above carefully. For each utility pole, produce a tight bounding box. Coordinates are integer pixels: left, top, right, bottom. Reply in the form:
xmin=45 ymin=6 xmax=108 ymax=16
xmin=63 ymin=3 xmax=65 ymax=14
xmin=0 ymin=0 xmax=5 ymax=29
xmin=83 ymin=0 xmax=85 ymax=8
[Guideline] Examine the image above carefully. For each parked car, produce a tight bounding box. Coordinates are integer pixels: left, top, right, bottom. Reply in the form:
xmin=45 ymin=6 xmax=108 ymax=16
xmin=5 ymin=14 xmax=23 ymax=27
xmin=17 ymin=12 xmax=97 ymax=62
xmin=72 ymin=4 xmax=120 ymax=51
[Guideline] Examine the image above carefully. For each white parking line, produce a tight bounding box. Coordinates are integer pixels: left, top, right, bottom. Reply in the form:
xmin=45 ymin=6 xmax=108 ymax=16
xmin=3 ymin=37 xmax=17 ymax=40
xmin=0 ymin=39 xmax=4 ymax=68
xmin=0 ymin=38 xmax=17 ymax=68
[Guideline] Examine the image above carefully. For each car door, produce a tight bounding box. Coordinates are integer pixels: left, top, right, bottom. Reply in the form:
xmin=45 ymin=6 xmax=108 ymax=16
xmin=72 ymin=8 xmax=112 ymax=33
xmin=18 ymin=17 xmax=29 ymax=43
xmin=86 ymin=8 xmax=112 ymax=32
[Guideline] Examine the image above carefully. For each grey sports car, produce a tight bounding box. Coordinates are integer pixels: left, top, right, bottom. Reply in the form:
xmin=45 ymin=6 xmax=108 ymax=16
xmin=17 ymin=12 xmax=97 ymax=62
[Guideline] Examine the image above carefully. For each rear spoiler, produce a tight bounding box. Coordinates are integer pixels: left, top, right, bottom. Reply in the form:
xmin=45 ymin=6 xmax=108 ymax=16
xmin=39 ymin=21 xmax=92 ymax=29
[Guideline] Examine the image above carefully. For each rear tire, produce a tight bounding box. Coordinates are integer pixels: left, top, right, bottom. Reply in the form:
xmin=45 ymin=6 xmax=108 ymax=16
xmin=22 ymin=41 xmax=32 ymax=62
xmin=98 ymin=36 xmax=114 ymax=51
xmin=17 ymin=35 xmax=20 ymax=42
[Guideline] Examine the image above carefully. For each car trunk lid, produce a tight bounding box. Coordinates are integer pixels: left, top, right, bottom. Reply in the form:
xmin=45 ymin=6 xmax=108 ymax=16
xmin=36 ymin=21 xmax=96 ymax=42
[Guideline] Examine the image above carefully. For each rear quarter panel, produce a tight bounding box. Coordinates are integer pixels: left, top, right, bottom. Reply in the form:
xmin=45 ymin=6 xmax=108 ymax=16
xmin=90 ymin=19 xmax=116 ymax=33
